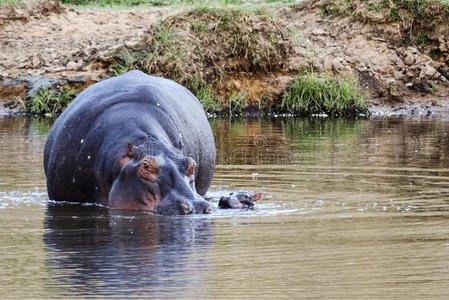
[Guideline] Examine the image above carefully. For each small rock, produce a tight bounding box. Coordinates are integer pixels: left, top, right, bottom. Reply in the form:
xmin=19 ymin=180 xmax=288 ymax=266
xmin=381 ymin=66 xmax=394 ymax=75
xmin=311 ymin=28 xmax=328 ymax=36
xmin=406 ymin=70 xmax=415 ymax=78
xmin=438 ymin=36 xmax=447 ymax=52
xmin=331 ymin=59 xmax=343 ymax=71
xmin=407 ymin=46 xmax=418 ymax=54
xmin=404 ymin=54 xmax=415 ymax=66
xmin=66 ymin=61 xmax=77 ymax=70
xmin=0 ymin=71 xmax=8 ymax=80
xmin=17 ymin=63 xmax=28 ymax=69
xmin=421 ymin=64 xmax=437 ymax=79
xmin=323 ymin=60 xmax=332 ymax=71
xmin=393 ymin=71 xmax=403 ymax=80
xmin=66 ymin=60 xmax=82 ymax=71
xmin=52 ymin=67 xmax=65 ymax=72
xmin=412 ymin=79 xmax=433 ymax=93
xmin=67 ymin=75 xmax=91 ymax=84
xmin=124 ymin=40 xmax=143 ymax=50
xmin=32 ymin=55 xmax=43 ymax=68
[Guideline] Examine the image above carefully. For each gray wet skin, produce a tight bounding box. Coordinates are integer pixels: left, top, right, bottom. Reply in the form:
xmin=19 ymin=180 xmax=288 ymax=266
xmin=44 ymin=71 xmax=216 ymax=215
xmin=218 ymin=191 xmax=262 ymax=209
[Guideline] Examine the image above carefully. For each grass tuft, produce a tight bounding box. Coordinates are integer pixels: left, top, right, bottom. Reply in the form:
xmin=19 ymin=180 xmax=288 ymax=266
xmin=52 ymin=0 xmax=299 ymax=8
xmin=227 ymin=90 xmax=246 ymax=114
xmin=0 ymin=0 xmax=24 ymax=6
xmin=194 ymin=84 xmax=222 ymax=113
xmin=281 ymin=72 xmax=368 ymax=117
xmin=28 ymin=88 xmax=74 ymax=117
xmin=112 ymin=49 xmax=136 ymax=76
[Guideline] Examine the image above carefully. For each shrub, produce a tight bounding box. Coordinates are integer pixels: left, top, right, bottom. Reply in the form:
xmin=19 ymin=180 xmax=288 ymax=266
xmin=281 ymin=72 xmax=368 ymax=116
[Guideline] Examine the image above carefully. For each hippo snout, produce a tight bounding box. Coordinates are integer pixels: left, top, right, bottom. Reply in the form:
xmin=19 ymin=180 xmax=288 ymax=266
xmin=157 ymin=197 xmax=194 ymax=215
xmin=192 ymin=199 xmax=212 ymax=214
xmin=157 ymin=196 xmax=212 ymax=215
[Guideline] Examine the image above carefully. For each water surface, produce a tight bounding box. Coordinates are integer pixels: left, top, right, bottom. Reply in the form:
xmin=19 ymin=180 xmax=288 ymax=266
xmin=1 ymin=116 xmax=449 ymax=298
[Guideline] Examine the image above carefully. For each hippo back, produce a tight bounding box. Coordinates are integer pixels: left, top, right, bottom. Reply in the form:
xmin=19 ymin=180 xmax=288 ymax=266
xmin=44 ymin=71 xmax=215 ymax=203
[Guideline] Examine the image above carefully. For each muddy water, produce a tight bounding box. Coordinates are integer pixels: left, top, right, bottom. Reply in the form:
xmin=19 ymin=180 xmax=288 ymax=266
xmin=1 ymin=116 xmax=449 ymax=299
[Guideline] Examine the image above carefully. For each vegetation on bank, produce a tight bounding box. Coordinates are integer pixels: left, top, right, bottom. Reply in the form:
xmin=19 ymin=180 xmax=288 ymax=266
xmin=0 ymin=0 xmax=23 ymax=5
xmin=110 ymin=6 xmax=293 ymax=114
xmin=108 ymin=5 xmax=369 ymax=116
xmin=51 ymin=0 xmax=296 ymax=8
xmin=22 ymin=71 xmax=367 ymax=117
xmin=0 ymin=0 xmax=297 ymax=8
xmin=3 ymin=0 xmax=449 ymax=117
xmin=282 ymin=71 xmax=368 ymax=117
xmin=17 ymin=88 xmax=74 ymax=117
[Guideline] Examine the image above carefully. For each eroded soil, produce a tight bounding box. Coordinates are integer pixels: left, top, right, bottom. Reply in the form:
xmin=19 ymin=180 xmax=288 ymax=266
xmin=0 ymin=2 xmax=175 ymax=80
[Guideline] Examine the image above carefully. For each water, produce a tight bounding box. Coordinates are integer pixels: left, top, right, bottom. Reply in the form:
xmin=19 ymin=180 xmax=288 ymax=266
xmin=1 ymin=116 xmax=449 ymax=299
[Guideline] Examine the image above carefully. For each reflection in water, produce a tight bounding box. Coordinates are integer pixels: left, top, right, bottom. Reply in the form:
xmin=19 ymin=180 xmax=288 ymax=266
xmin=44 ymin=204 xmax=214 ymax=297
xmin=211 ymin=117 xmax=449 ymax=167
xmin=2 ymin=116 xmax=449 ymax=298
xmin=0 ymin=116 xmax=50 ymax=192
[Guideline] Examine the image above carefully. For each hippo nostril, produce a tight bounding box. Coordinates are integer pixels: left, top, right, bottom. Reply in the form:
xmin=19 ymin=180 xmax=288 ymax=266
xmin=180 ymin=202 xmax=193 ymax=215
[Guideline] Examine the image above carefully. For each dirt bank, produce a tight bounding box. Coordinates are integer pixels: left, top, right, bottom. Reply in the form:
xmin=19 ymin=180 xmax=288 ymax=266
xmin=1 ymin=0 xmax=449 ymax=116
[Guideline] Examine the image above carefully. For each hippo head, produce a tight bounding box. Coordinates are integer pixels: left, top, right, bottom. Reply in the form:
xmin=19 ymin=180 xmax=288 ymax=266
xmin=108 ymin=141 xmax=212 ymax=215
xmin=218 ymin=191 xmax=262 ymax=209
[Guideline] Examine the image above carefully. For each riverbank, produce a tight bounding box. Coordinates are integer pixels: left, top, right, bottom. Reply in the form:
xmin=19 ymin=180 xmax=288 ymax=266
xmin=1 ymin=0 xmax=449 ymax=117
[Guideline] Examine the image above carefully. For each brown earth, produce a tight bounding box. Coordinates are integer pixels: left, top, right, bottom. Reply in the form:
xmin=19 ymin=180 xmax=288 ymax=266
xmin=1 ymin=0 xmax=449 ymax=116
xmin=0 ymin=1 xmax=176 ymax=80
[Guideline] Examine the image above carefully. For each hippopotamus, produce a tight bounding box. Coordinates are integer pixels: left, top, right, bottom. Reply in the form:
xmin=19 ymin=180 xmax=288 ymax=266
xmin=218 ymin=191 xmax=262 ymax=209
xmin=44 ymin=70 xmax=216 ymax=215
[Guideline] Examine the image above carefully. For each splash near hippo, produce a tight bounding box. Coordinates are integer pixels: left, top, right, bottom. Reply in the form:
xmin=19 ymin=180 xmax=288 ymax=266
xmin=44 ymin=71 xmax=215 ymax=215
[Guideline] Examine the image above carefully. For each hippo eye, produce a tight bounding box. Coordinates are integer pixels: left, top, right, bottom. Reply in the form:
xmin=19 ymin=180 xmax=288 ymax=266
xmin=138 ymin=157 xmax=159 ymax=182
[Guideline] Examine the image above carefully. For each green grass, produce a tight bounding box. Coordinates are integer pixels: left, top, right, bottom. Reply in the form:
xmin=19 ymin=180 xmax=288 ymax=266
xmin=227 ymin=91 xmax=246 ymax=114
xmin=281 ymin=72 xmax=368 ymax=117
xmin=54 ymin=0 xmax=296 ymax=9
xmin=56 ymin=0 xmax=156 ymax=7
xmin=28 ymin=88 xmax=74 ymax=117
xmin=321 ymin=0 xmax=449 ymax=19
xmin=112 ymin=49 xmax=136 ymax=76
xmin=0 ymin=0 xmax=24 ymax=6
xmin=194 ymin=84 xmax=222 ymax=113
xmin=191 ymin=80 xmax=246 ymax=114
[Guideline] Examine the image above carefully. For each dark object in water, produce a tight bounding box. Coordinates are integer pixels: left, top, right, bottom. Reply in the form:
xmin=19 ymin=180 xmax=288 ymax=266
xmin=218 ymin=191 xmax=262 ymax=209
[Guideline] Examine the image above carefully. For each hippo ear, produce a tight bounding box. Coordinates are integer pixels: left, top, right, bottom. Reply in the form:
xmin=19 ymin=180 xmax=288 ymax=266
xmin=253 ymin=192 xmax=262 ymax=201
xmin=127 ymin=142 xmax=140 ymax=157
xmin=119 ymin=142 xmax=138 ymax=168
